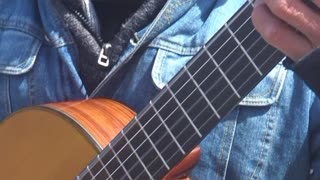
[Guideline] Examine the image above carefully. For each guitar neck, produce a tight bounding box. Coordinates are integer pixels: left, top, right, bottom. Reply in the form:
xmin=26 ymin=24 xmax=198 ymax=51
xmin=79 ymin=1 xmax=285 ymax=179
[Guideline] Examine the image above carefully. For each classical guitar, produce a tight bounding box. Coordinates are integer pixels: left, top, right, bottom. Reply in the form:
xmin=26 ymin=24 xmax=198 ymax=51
xmin=0 ymin=1 xmax=286 ymax=179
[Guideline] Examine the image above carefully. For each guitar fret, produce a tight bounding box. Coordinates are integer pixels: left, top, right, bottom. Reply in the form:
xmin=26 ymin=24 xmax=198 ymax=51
xmin=248 ymin=0 xmax=255 ymax=6
xmin=203 ymin=45 xmax=241 ymax=98
xmin=86 ymin=166 xmax=94 ymax=179
xmin=224 ymin=23 xmax=263 ymax=76
xmin=134 ymin=116 xmax=170 ymax=171
xmin=165 ymin=84 xmax=203 ymax=138
xmin=260 ymin=49 xmax=284 ymax=74
xmin=97 ymin=154 xmax=111 ymax=177
xmin=120 ymin=130 xmax=154 ymax=179
xmin=233 ymin=14 xmax=255 ymax=42
xmin=204 ymin=2 xmax=249 ymax=54
xmin=224 ymin=2 xmax=251 ymax=32
xmin=108 ymin=144 xmax=133 ymax=180
xmin=149 ymin=101 xmax=187 ymax=154
xmin=183 ymin=66 xmax=221 ymax=119
xmin=77 ymin=2 xmax=286 ymax=179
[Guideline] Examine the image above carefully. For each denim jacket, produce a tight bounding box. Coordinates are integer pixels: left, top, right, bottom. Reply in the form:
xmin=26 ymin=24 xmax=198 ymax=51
xmin=0 ymin=0 xmax=87 ymax=120
xmin=1 ymin=0 xmax=319 ymax=179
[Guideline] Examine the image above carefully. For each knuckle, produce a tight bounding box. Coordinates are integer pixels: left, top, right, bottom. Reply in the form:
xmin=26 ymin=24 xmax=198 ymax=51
xmin=269 ymin=0 xmax=294 ymax=19
xmin=251 ymin=9 xmax=259 ymax=25
xmin=261 ymin=25 xmax=281 ymax=45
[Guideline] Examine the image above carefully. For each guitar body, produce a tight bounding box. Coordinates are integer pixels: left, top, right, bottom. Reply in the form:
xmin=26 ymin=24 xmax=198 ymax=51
xmin=0 ymin=99 xmax=199 ymax=180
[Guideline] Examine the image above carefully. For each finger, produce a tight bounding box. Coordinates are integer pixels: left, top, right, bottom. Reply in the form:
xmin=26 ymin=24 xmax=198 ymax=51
xmin=305 ymin=0 xmax=320 ymax=12
xmin=252 ymin=1 xmax=313 ymax=61
xmin=312 ymin=0 xmax=320 ymax=7
xmin=254 ymin=0 xmax=265 ymax=7
xmin=264 ymin=0 xmax=320 ymax=47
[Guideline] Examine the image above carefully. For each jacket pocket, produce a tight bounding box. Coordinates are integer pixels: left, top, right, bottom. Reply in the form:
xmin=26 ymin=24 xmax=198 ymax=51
xmin=151 ymin=40 xmax=200 ymax=89
xmin=239 ymin=63 xmax=287 ymax=106
xmin=0 ymin=28 xmax=41 ymax=75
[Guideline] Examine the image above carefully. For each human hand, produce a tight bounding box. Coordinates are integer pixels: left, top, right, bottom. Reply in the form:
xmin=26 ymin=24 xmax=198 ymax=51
xmin=252 ymin=0 xmax=320 ymax=62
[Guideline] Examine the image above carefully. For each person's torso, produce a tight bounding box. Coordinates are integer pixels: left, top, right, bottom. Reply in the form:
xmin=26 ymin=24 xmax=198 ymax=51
xmin=0 ymin=0 xmax=319 ymax=179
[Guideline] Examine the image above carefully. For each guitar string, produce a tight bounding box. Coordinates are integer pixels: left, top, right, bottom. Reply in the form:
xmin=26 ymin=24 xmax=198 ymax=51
xmin=151 ymin=53 xmax=280 ymax=180
xmin=146 ymin=48 xmax=280 ymax=179
xmin=90 ymin=2 xmax=259 ymax=179
xmin=134 ymin=35 xmax=279 ymax=179
xmin=80 ymin=1 xmax=258 ymax=179
xmin=127 ymin=24 xmax=268 ymax=179
xmin=93 ymin=11 xmax=274 ymax=180
xmin=87 ymin=2 xmax=253 ymax=178
xmin=90 ymin=2 xmax=271 ymax=179
xmin=96 ymin=10 xmax=256 ymax=180
xmin=127 ymin=36 xmax=278 ymax=179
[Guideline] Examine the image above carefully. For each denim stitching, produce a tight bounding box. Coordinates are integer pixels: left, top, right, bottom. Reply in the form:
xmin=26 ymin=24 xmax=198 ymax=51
xmin=158 ymin=50 xmax=167 ymax=88
xmin=5 ymin=76 xmax=11 ymax=115
xmin=145 ymin=0 xmax=193 ymax=37
xmin=15 ymin=38 xmax=38 ymax=70
xmin=0 ymin=17 xmax=45 ymax=41
xmin=152 ymin=49 xmax=168 ymax=88
xmin=157 ymin=51 xmax=167 ymax=84
xmin=222 ymin=111 xmax=239 ymax=179
xmin=249 ymin=105 xmax=275 ymax=179
xmin=134 ymin=0 xmax=174 ymax=46
xmin=28 ymin=67 xmax=35 ymax=105
xmin=246 ymin=66 xmax=280 ymax=98
xmin=240 ymin=65 xmax=287 ymax=106
xmin=215 ymin=119 xmax=232 ymax=180
xmin=0 ymin=39 xmax=41 ymax=75
xmin=149 ymin=39 xmax=203 ymax=55
xmin=40 ymin=0 xmax=75 ymax=47
xmin=249 ymin=110 xmax=270 ymax=179
xmin=90 ymin=0 xmax=195 ymax=96
xmin=163 ymin=0 xmax=193 ymax=25
xmin=257 ymin=102 xmax=278 ymax=179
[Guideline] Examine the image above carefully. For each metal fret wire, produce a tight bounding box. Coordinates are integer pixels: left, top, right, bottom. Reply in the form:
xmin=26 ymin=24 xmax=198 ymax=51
xmin=90 ymin=2 xmax=252 ymax=179
xmin=165 ymin=82 xmax=203 ymax=137
xmin=183 ymin=66 xmax=221 ymax=119
xmin=134 ymin=6 xmax=261 ymax=178
xmin=136 ymin=32 xmax=277 ymax=179
xmin=99 ymin=4 xmax=255 ymax=178
xmin=150 ymin=100 xmax=187 ymax=154
xmin=148 ymin=49 xmax=279 ymax=179
xmin=97 ymin=154 xmax=111 ymax=177
xmin=93 ymin=5 xmax=254 ymax=180
xmin=108 ymin=143 xmax=132 ymax=179
xmin=90 ymin=2 xmax=253 ymax=179
xmin=120 ymin=129 xmax=154 ymax=179
xmin=88 ymin=2 xmax=275 ymax=179
xmin=86 ymin=165 xmax=95 ymax=178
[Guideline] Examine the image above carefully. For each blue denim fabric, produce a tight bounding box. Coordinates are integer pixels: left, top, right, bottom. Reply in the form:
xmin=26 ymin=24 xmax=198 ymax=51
xmin=0 ymin=0 xmax=87 ymax=120
xmin=94 ymin=0 xmax=320 ymax=179
xmin=1 ymin=0 xmax=319 ymax=179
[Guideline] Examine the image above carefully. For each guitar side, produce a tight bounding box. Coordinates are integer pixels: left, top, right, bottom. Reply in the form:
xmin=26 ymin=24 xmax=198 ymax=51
xmin=0 ymin=99 xmax=199 ymax=180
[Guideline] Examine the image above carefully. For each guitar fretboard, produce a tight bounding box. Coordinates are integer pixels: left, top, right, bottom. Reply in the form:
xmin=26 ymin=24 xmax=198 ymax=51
xmin=78 ymin=1 xmax=285 ymax=179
